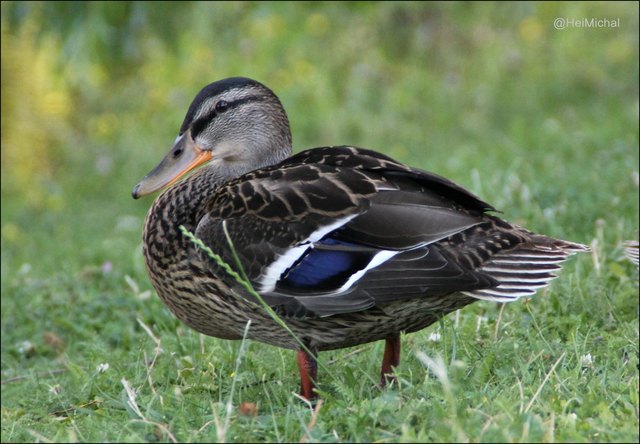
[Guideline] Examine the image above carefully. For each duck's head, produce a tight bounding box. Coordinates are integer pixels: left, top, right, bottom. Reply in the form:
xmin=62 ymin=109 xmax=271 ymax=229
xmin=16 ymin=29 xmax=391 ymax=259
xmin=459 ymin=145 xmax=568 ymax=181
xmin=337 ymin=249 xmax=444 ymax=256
xmin=132 ymin=77 xmax=292 ymax=199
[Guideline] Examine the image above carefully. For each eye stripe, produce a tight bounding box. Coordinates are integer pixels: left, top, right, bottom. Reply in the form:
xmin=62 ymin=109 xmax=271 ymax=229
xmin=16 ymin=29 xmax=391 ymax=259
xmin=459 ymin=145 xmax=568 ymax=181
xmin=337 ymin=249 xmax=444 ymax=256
xmin=187 ymin=95 xmax=267 ymax=138
xmin=190 ymin=117 xmax=209 ymax=138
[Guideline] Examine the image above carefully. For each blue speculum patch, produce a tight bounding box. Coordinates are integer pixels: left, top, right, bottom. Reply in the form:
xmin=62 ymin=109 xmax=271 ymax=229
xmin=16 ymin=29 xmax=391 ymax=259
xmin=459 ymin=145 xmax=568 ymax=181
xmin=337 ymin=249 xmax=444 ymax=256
xmin=280 ymin=238 xmax=376 ymax=291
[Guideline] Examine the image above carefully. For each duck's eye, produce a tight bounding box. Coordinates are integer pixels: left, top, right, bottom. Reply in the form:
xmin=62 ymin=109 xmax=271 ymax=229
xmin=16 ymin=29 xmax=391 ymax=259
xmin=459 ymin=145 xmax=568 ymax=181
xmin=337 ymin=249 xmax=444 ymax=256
xmin=215 ymin=100 xmax=229 ymax=112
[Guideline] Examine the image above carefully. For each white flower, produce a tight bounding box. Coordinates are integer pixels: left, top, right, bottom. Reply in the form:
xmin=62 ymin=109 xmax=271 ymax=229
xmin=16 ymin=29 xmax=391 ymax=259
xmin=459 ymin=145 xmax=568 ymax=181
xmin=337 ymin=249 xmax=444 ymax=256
xmin=581 ymin=353 xmax=593 ymax=368
xmin=96 ymin=363 xmax=110 ymax=373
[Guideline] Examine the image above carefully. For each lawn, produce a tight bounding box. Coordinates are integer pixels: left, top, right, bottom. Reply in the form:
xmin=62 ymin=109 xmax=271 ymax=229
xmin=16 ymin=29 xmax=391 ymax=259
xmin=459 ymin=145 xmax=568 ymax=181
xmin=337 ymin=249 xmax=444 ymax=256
xmin=1 ymin=2 xmax=638 ymax=442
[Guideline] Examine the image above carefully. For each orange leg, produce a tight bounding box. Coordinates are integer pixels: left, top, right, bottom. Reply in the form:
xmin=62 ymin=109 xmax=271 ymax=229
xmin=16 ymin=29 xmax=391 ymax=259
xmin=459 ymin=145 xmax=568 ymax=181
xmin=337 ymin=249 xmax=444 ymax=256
xmin=297 ymin=349 xmax=318 ymax=401
xmin=380 ymin=334 xmax=401 ymax=387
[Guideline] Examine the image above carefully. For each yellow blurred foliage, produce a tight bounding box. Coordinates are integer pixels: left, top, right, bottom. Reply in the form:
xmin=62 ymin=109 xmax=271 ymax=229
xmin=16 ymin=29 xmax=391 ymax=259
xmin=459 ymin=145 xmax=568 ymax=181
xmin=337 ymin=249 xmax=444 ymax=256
xmin=519 ymin=16 xmax=545 ymax=43
xmin=89 ymin=113 xmax=119 ymax=139
xmin=305 ymin=13 xmax=330 ymax=37
xmin=248 ymin=13 xmax=285 ymax=41
xmin=292 ymin=59 xmax=315 ymax=81
xmin=606 ymin=37 xmax=633 ymax=65
xmin=1 ymin=19 xmax=71 ymax=208
xmin=1 ymin=222 xmax=21 ymax=244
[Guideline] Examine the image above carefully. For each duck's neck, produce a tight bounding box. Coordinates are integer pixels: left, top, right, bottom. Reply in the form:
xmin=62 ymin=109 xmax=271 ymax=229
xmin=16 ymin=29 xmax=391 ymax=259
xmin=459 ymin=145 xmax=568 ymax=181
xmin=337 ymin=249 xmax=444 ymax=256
xmin=140 ymin=167 xmax=246 ymax=339
xmin=142 ymin=169 xmax=218 ymax=271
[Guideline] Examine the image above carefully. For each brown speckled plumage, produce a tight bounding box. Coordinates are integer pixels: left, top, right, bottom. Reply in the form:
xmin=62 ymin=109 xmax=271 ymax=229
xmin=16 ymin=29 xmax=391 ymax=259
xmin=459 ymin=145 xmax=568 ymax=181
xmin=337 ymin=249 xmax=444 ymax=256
xmin=134 ymin=77 xmax=588 ymax=399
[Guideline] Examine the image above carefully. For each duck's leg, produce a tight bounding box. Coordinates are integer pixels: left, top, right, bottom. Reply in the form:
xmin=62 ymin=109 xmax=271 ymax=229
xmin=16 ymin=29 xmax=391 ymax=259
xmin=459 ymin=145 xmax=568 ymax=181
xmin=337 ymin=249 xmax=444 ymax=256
xmin=297 ymin=348 xmax=318 ymax=401
xmin=380 ymin=334 xmax=401 ymax=387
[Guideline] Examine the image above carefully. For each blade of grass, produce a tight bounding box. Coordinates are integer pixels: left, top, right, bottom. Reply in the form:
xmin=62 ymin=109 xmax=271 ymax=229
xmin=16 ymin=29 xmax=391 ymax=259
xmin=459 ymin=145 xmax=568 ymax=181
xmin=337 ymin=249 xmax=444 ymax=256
xmin=218 ymin=319 xmax=252 ymax=443
xmin=524 ymin=352 xmax=566 ymax=413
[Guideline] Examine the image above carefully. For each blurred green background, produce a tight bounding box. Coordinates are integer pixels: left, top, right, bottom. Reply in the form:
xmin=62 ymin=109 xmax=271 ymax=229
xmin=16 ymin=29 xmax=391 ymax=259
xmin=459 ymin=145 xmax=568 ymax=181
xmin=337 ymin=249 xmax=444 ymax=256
xmin=1 ymin=1 xmax=638 ymax=442
xmin=1 ymin=1 xmax=638 ymax=276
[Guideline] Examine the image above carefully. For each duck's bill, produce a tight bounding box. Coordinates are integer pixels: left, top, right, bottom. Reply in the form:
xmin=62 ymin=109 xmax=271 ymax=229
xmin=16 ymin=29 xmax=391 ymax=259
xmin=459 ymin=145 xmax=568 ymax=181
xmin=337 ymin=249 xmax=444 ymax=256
xmin=132 ymin=132 xmax=212 ymax=199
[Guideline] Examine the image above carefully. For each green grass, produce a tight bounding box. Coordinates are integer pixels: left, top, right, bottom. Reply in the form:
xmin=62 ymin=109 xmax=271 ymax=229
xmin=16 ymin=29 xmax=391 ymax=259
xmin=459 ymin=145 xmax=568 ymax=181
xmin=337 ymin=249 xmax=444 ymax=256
xmin=1 ymin=2 xmax=638 ymax=442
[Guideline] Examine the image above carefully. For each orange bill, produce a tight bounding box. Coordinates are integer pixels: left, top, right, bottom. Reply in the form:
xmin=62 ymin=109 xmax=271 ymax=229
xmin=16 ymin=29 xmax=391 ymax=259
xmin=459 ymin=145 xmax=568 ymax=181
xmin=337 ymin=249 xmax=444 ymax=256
xmin=132 ymin=130 xmax=213 ymax=199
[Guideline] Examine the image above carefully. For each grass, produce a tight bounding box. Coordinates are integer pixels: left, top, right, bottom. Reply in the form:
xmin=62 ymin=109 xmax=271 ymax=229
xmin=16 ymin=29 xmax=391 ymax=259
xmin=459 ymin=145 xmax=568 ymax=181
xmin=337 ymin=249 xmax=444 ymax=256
xmin=1 ymin=2 xmax=639 ymax=442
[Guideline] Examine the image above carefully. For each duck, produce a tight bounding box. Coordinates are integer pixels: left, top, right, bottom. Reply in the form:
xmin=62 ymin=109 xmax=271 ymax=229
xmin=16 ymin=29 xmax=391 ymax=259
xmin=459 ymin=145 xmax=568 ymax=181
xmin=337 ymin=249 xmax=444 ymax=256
xmin=132 ymin=77 xmax=588 ymax=401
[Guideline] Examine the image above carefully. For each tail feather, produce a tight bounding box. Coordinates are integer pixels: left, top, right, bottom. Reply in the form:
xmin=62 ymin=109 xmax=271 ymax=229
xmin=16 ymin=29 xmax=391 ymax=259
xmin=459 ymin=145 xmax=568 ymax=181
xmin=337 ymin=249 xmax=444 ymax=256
xmin=464 ymin=237 xmax=588 ymax=302
xmin=624 ymin=240 xmax=639 ymax=266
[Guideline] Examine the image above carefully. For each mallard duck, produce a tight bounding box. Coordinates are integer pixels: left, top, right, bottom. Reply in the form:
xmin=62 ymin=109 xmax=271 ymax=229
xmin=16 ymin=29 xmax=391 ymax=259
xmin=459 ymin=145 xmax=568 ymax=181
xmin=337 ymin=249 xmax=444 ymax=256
xmin=133 ymin=77 xmax=587 ymax=400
